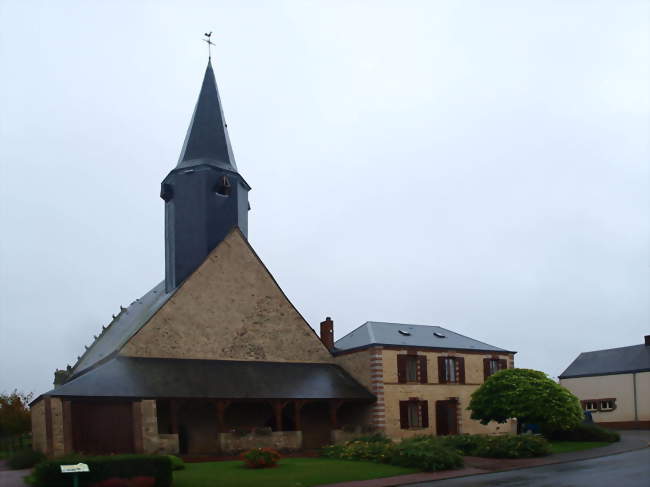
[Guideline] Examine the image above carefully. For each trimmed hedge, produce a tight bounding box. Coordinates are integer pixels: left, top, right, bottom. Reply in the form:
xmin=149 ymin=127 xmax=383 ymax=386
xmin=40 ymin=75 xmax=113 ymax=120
xmin=29 ymin=454 xmax=172 ymax=487
xmin=543 ymin=423 xmax=620 ymax=443
xmin=7 ymin=449 xmax=45 ymax=469
xmin=391 ymin=436 xmax=463 ymax=471
xmin=166 ymin=455 xmax=184 ymax=471
xmin=323 ymin=436 xmax=462 ymax=472
xmin=441 ymin=434 xmax=551 ymax=458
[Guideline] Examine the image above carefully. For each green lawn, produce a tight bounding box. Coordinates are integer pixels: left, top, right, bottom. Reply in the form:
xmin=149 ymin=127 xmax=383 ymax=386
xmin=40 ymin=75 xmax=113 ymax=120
xmin=549 ymin=441 xmax=610 ymax=454
xmin=173 ymin=458 xmax=418 ymax=487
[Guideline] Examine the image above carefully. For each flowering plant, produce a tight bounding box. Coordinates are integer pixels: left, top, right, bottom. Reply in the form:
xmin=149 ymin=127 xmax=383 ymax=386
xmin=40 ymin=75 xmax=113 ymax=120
xmin=241 ymin=448 xmax=281 ymax=469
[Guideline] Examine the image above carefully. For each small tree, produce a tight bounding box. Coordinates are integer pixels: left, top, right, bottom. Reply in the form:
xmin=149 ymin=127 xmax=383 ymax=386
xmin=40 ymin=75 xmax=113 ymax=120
xmin=0 ymin=390 xmax=33 ymax=436
xmin=468 ymin=368 xmax=583 ymax=431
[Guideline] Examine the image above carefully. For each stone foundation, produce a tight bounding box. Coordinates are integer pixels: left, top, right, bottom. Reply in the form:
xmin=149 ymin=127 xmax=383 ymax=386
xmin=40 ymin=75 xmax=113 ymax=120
xmin=331 ymin=428 xmax=362 ymax=444
xmin=218 ymin=431 xmax=302 ymax=454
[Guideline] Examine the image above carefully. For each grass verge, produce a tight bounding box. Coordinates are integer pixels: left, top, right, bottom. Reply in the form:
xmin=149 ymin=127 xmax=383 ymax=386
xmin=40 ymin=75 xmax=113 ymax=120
xmin=549 ymin=441 xmax=610 ymax=454
xmin=173 ymin=457 xmax=418 ymax=487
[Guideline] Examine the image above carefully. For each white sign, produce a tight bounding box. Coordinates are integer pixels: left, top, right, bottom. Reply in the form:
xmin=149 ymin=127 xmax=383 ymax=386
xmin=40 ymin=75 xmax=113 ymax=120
xmin=60 ymin=463 xmax=90 ymax=473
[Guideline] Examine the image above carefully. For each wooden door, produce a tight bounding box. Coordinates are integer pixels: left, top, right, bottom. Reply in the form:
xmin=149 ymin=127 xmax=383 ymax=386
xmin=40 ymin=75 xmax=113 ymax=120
xmin=72 ymin=401 xmax=135 ymax=454
xmin=435 ymin=400 xmax=458 ymax=436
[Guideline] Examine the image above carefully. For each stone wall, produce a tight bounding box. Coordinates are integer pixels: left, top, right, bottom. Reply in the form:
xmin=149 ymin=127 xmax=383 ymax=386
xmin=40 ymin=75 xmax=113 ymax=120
xmin=140 ymin=399 xmax=179 ymax=454
xmin=331 ymin=428 xmax=361 ymax=445
xmin=122 ymin=231 xmax=333 ymax=364
xmin=50 ymin=397 xmax=65 ymax=456
xmin=218 ymin=431 xmax=302 ymax=454
xmin=30 ymin=400 xmax=47 ymax=454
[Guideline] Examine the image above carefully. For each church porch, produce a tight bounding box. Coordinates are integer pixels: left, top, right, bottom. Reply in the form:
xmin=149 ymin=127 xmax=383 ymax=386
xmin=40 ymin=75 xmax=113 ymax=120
xmin=151 ymin=397 xmax=372 ymax=455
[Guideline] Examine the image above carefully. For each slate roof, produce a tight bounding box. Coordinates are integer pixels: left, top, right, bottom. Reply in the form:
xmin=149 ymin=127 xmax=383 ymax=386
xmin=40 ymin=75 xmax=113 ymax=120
xmin=334 ymin=321 xmax=513 ymax=354
xmin=176 ymin=59 xmax=237 ymax=172
xmin=559 ymin=344 xmax=650 ymax=379
xmin=45 ymin=356 xmax=374 ymax=401
xmin=69 ymin=282 xmax=176 ymax=377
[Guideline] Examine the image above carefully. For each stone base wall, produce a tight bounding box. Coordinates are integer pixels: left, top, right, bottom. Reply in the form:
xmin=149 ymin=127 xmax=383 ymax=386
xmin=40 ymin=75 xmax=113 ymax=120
xmin=218 ymin=431 xmax=302 ymax=454
xmin=141 ymin=400 xmax=180 ymax=454
xmin=331 ymin=428 xmax=362 ymax=445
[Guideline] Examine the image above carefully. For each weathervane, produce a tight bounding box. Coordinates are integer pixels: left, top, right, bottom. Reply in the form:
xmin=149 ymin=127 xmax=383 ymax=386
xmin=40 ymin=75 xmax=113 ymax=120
xmin=203 ymin=31 xmax=215 ymax=59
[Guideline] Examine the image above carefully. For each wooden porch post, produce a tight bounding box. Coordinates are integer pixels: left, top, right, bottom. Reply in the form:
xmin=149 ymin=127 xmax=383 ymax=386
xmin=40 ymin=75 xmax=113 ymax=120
xmin=216 ymin=400 xmax=231 ymax=433
xmin=329 ymin=400 xmax=344 ymax=430
xmin=273 ymin=401 xmax=285 ymax=432
xmin=294 ymin=400 xmax=304 ymax=431
xmin=170 ymin=400 xmax=179 ymax=435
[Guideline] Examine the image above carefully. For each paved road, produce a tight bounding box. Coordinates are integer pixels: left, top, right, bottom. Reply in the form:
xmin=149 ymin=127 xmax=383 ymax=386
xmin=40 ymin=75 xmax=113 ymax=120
xmin=404 ymin=448 xmax=650 ymax=487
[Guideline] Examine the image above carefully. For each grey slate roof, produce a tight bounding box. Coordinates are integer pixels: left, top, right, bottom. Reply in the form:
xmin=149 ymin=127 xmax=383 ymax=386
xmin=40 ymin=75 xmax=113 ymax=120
xmin=46 ymin=356 xmax=374 ymax=401
xmin=70 ymin=282 xmax=175 ymax=377
xmin=334 ymin=321 xmax=513 ymax=354
xmin=559 ymin=344 xmax=650 ymax=379
xmin=176 ymin=59 xmax=237 ymax=172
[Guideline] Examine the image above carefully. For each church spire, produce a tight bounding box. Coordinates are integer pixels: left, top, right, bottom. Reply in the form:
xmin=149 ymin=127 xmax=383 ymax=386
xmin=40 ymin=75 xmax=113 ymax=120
xmin=177 ymin=59 xmax=237 ymax=172
xmin=162 ymin=57 xmax=250 ymax=292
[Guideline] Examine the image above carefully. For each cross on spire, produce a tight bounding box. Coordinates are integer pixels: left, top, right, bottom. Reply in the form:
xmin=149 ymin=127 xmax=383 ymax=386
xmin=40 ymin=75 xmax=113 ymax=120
xmin=203 ymin=31 xmax=215 ymax=59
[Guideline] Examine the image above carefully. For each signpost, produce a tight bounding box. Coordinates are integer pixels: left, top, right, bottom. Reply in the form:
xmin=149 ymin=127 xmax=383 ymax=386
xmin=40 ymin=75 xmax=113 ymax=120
xmin=60 ymin=463 xmax=90 ymax=487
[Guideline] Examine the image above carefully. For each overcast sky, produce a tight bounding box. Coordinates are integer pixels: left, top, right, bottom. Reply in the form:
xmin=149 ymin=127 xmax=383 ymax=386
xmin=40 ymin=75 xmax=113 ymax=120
xmin=1 ymin=0 xmax=648 ymax=396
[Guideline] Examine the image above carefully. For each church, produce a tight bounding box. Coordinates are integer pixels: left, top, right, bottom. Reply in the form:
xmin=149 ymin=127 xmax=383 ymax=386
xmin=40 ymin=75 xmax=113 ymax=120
xmin=31 ymin=57 xmax=515 ymax=457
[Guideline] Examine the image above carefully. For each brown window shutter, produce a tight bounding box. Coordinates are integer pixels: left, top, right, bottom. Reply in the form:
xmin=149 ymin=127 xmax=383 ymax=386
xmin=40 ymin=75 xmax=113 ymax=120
xmin=483 ymin=358 xmax=489 ymax=380
xmin=399 ymin=401 xmax=409 ymax=429
xmin=438 ymin=356 xmax=446 ymax=383
xmin=418 ymin=356 xmax=428 ymax=384
xmin=397 ymin=355 xmax=407 ymax=383
xmin=499 ymin=358 xmax=508 ymax=370
xmin=421 ymin=400 xmax=429 ymax=428
xmin=458 ymin=357 xmax=466 ymax=384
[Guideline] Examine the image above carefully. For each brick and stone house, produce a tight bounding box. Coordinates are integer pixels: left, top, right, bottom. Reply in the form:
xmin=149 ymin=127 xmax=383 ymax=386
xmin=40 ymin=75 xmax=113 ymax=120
xmin=559 ymin=336 xmax=650 ymax=429
xmin=30 ymin=57 xmax=516 ymax=457
xmin=326 ymin=321 xmax=517 ymax=439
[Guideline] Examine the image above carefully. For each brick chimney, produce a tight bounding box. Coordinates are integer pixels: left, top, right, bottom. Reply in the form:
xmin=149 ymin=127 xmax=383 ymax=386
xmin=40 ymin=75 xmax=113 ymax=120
xmin=645 ymin=335 xmax=650 ymax=346
xmin=320 ymin=317 xmax=334 ymax=351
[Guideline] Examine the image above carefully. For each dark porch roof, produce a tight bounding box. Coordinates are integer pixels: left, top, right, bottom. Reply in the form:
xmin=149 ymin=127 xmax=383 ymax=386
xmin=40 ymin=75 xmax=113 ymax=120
xmin=43 ymin=356 xmax=374 ymax=401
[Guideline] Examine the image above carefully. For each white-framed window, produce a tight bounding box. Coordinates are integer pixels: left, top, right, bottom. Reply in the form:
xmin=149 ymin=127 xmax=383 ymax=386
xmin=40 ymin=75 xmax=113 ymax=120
xmin=581 ymin=398 xmax=616 ymax=412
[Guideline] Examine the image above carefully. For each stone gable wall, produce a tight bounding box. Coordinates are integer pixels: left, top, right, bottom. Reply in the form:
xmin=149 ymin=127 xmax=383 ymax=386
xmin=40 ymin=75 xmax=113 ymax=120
xmin=122 ymin=231 xmax=332 ymax=364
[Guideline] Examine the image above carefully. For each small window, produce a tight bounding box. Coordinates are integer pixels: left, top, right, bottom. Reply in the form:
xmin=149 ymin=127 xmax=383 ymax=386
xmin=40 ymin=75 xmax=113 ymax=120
xmin=398 ymin=330 xmax=411 ymax=336
xmin=400 ymin=400 xmax=429 ymax=429
xmin=407 ymin=402 xmax=422 ymax=428
xmin=484 ymin=358 xmax=507 ymax=380
xmin=434 ymin=332 xmax=446 ymax=338
xmin=406 ymin=356 xmax=418 ymax=382
xmin=439 ymin=356 xmax=465 ymax=384
xmin=444 ymin=357 xmax=458 ymax=383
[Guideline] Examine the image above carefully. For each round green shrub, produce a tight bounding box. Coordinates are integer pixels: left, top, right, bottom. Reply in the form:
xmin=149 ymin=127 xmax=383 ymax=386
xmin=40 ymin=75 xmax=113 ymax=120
xmin=7 ymin=449 xmax=45 ymax=469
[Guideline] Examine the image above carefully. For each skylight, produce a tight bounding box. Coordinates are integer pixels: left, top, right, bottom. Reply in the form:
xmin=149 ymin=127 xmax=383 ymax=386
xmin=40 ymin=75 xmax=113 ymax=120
xmin=398 ymin=330 xmax=411 ymax=336
xmin=434 ymin=332 xmax=446 ymax=338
